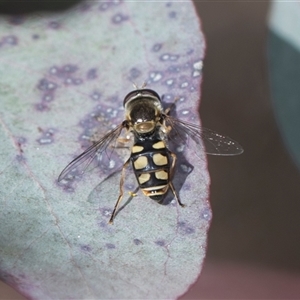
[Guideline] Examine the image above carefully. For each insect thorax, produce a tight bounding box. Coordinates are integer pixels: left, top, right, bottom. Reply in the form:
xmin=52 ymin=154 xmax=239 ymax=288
xmin=125 ymin=95 xmax=163 ymax=134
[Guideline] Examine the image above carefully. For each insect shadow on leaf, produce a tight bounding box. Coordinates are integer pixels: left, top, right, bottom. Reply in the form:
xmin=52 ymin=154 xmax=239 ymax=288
xmin=159 ymin=96 xmax=194 ymax=206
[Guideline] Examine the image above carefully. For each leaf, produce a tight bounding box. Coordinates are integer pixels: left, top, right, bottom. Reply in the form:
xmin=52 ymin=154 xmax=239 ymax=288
xmin=0 ymin=1 xmax=210 ymax=299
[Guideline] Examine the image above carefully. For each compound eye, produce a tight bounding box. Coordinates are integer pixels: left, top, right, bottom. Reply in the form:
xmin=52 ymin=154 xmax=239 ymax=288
xmin=139 ymin=89 xmax=160 ymax=100
xmin=123 ymin=89 xmax=161 ymax=106
xmin=123 ymin=90 xmax=139 ymax=106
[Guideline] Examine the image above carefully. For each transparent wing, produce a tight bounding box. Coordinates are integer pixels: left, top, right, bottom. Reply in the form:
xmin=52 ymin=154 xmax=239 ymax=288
xmin=58 ymin=123 xmax=125 ymax=182
xmin=165 ymin=116 xmax=243 ymax=156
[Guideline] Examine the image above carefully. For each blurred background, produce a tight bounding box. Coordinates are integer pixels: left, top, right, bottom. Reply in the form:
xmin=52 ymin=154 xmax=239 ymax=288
xmin=182 ymin=1 xmax=300 ymax=299
xmin=1 ymin=1 xmax=300 ymax=299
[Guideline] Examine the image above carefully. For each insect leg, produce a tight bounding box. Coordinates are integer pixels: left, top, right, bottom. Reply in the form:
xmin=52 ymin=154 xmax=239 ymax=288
xmin=169 ymin=152 xmax=185 ymax=207
xmin=164 ymin=96 xmax=180 ymax=115
xmin=109 ymin=158 xmax=130 ymax=224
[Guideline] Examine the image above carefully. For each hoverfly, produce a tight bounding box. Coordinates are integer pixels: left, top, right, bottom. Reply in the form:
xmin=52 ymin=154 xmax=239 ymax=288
xmin=58 ymin=87 xmax=243 ymax=224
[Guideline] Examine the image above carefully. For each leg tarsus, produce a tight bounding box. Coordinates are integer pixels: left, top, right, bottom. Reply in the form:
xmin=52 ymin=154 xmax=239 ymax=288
xmin=108 ymin=159 xmax=130 ymax=224
xmin=169 ymin=181 xmax=185 ymax=207
xmin=168 ymin=151 xmax=185 ymax=207
xmin=164 ymin=96 xmax=180 ymax=115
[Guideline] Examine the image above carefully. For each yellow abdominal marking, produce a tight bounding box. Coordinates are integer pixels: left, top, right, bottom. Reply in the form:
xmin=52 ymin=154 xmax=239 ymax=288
xmin=152 ymin=141 xmax=165 ymax=149
xmin=155 ymin=170 xmax=168 ymax=180
xmin=132 ymin=145 xmax=144 ymax=153
xmin=152 ymin=153 xmax=168 ymax=166
xmin=142 ymin=185 xmax=169 ymax=196
xmin=128 ymin=191 xmax=137 ymax=197
xmin=138 ymin=173 xmax=151 ymax=184
xmin=134 ymin=156 xmax=148 ymax=169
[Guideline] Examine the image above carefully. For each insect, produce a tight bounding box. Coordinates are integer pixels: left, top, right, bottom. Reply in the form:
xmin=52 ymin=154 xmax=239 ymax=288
xmin=58 ymin=87 xmax=243 ymax=224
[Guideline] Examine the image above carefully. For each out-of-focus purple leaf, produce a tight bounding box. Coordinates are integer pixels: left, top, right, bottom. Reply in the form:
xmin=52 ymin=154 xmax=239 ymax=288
xmin=0 ymin=1 xmax=209 ymax=299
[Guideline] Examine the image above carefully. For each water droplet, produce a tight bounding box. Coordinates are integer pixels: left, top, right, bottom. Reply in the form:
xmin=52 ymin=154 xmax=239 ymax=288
xmin=149 ymin=71 xmax=162 ymax=82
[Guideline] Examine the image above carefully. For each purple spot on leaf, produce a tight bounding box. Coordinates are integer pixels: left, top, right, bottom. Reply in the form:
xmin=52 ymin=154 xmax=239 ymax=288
xmin=37 ymin=78 xmax=57 ymax=91
xmin=133 ymin=238 xmax=142 ymax=245
xmin=37 ymin=137 xmax=53 ymax=146
xmin=87 ymin=68 xmax=98 ymax=80
xmin=35 ymin=102 xmax=49 ymax=112
xmin=99 ymin=2 xmax=111 ymax=11
xmin=178 ymin=221 xmax=195 ymax=235
xmin=185 ymin=227 xmax=195 ymax=235
xmin=90 ymin=91 xmax=101 ymax=101
xmin=125 ymin=183 xmax=134 ymax=190
xmin=98 ymin=207 xmax=113 ymax=218
xmin=160 ymin=53 xmax=179 ymax=62
xmin=79 ymin=2 xmax=93 ymax=12
xmin=36 ymin=128 xmax=56 ymax=145
xmin=98 ymin=220 xmax=107 ymax=228
xmin=16 ymin=154 xmax=25 ymax=163
xmin=112 ymin=13 xmax=128 ymax=24
xmin=79 ymin=119 xmax=94 ymax=130
xmin=99 ymin=0 xmax=123 ymax=10
xmin=128 ymin=67 xmax=141 ymax=80
xmin=57 ymin=167 xmax=81 ymax=191
xmin=170 ymin=54 xmax=179 ymax=61
xmin=63 ymin=64 xmax=78 ymax=74
xmin=17 ymin=136 xmax=26 ymax=145
xmin=80 ymin=244 xmax=92 ymax=252
xmin=49 ymin=66 xmax=59 ymax=75
xmin=7 ymin=15 xmax=25 ymax=25
xmin=43 ymin=92 xmax=54 ymax=102
xmin=113 ymin=0 xmax=123 ymax=5
xmin=80 ymin=104 xmax=121 ymax=132
xmin=183 ymin=62 xmax=191 ymax=69
xmin=152 ymin=43 xmax=162 ymax=52
xmin=48 ymin=21 xmax=61 ymax=29
xmin=88 ymin=149 xmax=120 ymax=174
xmin=2 ymin=35 xmax=18 ymax=46
xmin=169 ymin=11 xmax=177 ymax=18
xmin=178 ymin=76 xmax=191 ymax=89
xmin=106 ymin=243 xmax=116 ymax=249
xmin=73 ymin=78 xmax=83 ymax=85
xmin=155 ymin=240 xmax=165 ymax=247
xmin=62 ymin=185 xmax=75 ymax=193
xmin=48 ymin=64 xmax=79 ymax=80
xmin=182 ymin=182 xmax=191 ymax=191
xmin=201 ymin=207 xmax=212 ymax=221
xmin=64 ymin=78 xmax=73 ymax=85
xmin=168 ymin=65 xmax=180 ymax=73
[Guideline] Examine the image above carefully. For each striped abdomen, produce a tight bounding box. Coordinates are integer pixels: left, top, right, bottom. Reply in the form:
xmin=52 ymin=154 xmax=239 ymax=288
xmin=130 ymin=138 xmax=171 ymax=202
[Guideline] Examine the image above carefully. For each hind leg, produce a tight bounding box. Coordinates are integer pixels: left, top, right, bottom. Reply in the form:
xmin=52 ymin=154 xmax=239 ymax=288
xmin=169 ymin=152 xmax=185 ymax=207
xmin=109 ymin=158 xmax=130 ymax=224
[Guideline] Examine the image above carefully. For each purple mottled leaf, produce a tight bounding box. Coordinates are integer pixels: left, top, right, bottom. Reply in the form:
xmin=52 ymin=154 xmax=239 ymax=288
xmin=0 ymin=1 xmax=209 ymax=299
